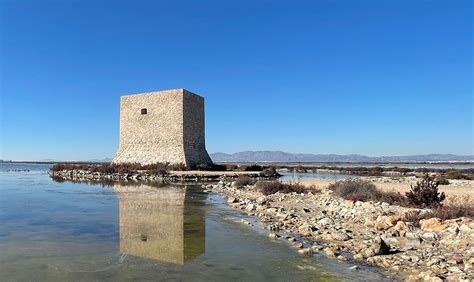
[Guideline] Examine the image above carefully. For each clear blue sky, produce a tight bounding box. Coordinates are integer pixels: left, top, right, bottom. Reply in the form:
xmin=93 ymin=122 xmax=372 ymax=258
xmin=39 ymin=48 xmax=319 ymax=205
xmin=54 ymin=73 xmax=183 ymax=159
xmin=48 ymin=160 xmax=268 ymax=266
xmin=0 ymin=0 xmax=472 ymax=161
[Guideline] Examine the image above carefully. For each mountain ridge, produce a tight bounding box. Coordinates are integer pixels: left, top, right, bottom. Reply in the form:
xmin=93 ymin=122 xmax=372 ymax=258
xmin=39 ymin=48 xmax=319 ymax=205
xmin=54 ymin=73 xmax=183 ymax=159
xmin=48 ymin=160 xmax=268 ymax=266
xmin=210 ymin=151 xmax=474 ymax=163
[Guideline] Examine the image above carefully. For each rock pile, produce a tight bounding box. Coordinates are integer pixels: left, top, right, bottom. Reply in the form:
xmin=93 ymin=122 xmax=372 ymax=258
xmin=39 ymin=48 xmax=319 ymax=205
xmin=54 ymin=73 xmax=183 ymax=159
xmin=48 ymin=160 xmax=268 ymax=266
xmin=207 ymin=180 xmax=474 ymax=281
xmin=48 ymin=169 xmax=274 ymax=183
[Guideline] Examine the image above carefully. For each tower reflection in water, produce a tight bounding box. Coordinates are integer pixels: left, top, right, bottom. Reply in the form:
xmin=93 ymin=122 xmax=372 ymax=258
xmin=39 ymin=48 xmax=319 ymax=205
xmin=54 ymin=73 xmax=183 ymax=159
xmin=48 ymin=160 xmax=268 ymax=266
xmin=113 ymin=184 xmax=206 ymax=265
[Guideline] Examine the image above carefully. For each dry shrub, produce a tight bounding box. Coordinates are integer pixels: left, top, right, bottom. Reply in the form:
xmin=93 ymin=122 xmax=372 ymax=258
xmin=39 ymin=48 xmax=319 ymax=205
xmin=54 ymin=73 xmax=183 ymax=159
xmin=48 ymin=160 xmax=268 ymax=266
xmin=328 ymin=179 xmax=378 ymax=200
xmin=436 ymin=176 xmax=450 ymax=185
xmin=50 ymin=162 xmax=186 ymax=175
xmin=368 ymin=167 xmax=384 ymax=176
xmin=261 ymin=167 xmax=279 ymax=177
xmin=225 ymin=164 xmax=239 ymax=170
xmin=243 ymin=164 xmax=263 ymax=172
xmin=440 ymin=195 xmax=474 ymax=219
xmin=428 ymin=206 xmax=474 ymax=220
xmin=329 ymin=179 xmax=407 ymax=205
xmin=234 ymin=175 xmax=256 ymax=188
xmin=256 ymin=181 xmax=307 ymax=196
xmin=376 ymin=190 xmax=408 ymax=206
xmin=402 ymin=195 xmax=474 ymax=225
xmin=445 ymin=170 xmax=474 ymax=180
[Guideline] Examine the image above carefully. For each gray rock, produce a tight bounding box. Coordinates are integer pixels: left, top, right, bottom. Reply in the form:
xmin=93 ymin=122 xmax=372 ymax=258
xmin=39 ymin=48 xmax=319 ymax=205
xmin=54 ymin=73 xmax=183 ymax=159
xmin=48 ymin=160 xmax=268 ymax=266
xmin=323 ymin=247 xmax=338 ymax=257
xmin=227 ymin=197 xmax=238 ymax=204
xmin=364 ymin=236 xmax=390 ymax=258
xmin=268 ymin=232 xmax=278 ymax=240
xmin=298 ymin=223 xmax=317 ymax=234
xmin=245 ymin=203 xmax=256 ymax=211
xmin=298 ymin=248 xmax=313 ymax=255
xmin=421 ymin=231 xmax=439 ymax=242
xmin=256 ymin=196 xmax=267 ymax=205
xmin=317 ymin=218 xmax=334 ymax=227
xmin=459 ymin=224 xmax=474 ymax=235
xmin=349 ymin=265 xmax=360 ymax=271
xmin=331 ymin=231 xmax=351 ymax=241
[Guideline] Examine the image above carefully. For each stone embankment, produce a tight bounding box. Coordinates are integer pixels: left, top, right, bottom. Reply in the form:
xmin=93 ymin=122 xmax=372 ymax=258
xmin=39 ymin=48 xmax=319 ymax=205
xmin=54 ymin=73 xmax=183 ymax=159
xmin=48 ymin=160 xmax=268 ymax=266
xmin=206 ymin=181 xmax=474 ymax=281
xmin=48 ymin=169 xmax=277 ymax=183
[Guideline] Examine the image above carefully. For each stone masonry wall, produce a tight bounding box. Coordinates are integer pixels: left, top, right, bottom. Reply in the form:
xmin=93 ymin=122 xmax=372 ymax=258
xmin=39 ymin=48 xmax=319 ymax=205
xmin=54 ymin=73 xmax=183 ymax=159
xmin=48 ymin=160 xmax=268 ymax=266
xmin=112 ymin=89 xmax=212 ymax=168
xmin=183 ymin=90 xmax=212 ymax=167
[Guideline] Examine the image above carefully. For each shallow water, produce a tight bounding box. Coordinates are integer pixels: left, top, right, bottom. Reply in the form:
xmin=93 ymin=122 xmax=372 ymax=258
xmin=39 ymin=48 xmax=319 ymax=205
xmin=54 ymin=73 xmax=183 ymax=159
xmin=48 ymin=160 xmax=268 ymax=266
xmin=0 ymin=164 xmax=390 ymax=281
xmin=279 ymin=172 xmax=354 ymax=181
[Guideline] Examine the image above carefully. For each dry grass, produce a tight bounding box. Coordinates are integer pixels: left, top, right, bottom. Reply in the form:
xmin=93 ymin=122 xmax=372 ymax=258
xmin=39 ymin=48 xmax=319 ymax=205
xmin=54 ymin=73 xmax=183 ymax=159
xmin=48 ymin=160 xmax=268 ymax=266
xmin=50 ymin=162 xmax=186 ymax=175
xmin=328 ymin=179 xmax=474 ymax=221
xmin=404 ymin=196 xmax=474 ymax=224
xmin=327 ymin=179 xmax=407 ymax=205
xmin=234 ymin=175 xmax=256 ymax=188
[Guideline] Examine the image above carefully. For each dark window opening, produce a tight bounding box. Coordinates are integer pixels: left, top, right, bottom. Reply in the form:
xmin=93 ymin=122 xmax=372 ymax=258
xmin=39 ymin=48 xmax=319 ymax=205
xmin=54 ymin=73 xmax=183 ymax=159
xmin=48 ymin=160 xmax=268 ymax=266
xmin=140 ymin=234 xmax=147 ymax=242
xmin=141 ymin=108 xmax=147 ymax=115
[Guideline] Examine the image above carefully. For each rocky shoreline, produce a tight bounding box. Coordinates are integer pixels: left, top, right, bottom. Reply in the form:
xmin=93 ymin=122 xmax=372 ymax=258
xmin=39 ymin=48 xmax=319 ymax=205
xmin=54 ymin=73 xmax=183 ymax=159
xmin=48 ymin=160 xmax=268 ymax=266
xmin=48 ymin=169 xmax=278 ymax=183
xmin=205 ymin=180 xmax=474 ymax=281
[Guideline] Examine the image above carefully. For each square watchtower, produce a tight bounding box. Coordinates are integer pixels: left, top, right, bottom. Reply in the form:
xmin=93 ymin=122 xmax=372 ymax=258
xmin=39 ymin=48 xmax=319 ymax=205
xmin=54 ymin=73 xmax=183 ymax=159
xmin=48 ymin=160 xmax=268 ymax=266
xmin=112 ymin=89 xmax=212 ymax=168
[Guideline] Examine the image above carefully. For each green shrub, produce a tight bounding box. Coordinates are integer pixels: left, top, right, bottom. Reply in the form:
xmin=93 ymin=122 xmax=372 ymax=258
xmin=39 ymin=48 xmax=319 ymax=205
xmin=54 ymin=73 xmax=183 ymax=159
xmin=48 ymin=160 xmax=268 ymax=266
xmin=234 ymin=176 xmax=256 ymax=188
xmin=256 ymin=181 xmax=307 ymax=196
xmin=406 ymin=175 xmax=446 ymax=207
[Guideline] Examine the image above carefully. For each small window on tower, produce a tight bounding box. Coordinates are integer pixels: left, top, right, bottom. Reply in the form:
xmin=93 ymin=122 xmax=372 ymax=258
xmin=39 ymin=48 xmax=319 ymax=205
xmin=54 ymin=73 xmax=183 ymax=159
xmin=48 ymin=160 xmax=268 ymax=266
xmin=141 ymin=108 xmax=147 ymax=115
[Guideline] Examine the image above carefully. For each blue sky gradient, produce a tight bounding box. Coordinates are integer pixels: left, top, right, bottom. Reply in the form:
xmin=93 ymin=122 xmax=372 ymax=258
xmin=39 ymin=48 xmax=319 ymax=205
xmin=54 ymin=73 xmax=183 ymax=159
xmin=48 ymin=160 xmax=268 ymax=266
xmin=1 ymin=0 xmax=472 ymax=161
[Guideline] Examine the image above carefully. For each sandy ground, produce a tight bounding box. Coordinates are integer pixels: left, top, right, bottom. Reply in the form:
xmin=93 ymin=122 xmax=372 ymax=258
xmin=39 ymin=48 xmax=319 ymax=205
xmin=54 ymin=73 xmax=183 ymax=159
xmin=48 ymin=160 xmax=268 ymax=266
xmin=291 ymin=178 xmax=474 ymax=198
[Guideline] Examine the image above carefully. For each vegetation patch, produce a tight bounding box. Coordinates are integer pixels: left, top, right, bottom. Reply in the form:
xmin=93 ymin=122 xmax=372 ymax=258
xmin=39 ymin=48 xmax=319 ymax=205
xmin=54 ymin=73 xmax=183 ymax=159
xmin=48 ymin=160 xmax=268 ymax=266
xmin=234 ymin=175 xmax=256 ymax=188
xmin=50 ymin=162 xmax=186 ymax=175
xmin=328 ymin=176 xmax=472 ymax=221
xmin=445 ymin=170 xmax=473 ymax=180
xmin=195 ymin=163 xmax=227 ymax=171
xmin=404 ymin=201 xmax=474 ymax=225
xmin=328 ymin=179 xmax=408 ymax=206
xmin=435 ymin=176 xmax=450 ymax=185
xmin=274 ymin=164 xmax=474 ymax=179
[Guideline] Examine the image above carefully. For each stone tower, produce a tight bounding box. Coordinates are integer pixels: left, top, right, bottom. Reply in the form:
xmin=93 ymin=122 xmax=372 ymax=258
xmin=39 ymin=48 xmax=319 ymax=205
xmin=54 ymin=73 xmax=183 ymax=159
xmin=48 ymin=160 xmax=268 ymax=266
xmin=112 ymin=89 xmax=212 ymax=168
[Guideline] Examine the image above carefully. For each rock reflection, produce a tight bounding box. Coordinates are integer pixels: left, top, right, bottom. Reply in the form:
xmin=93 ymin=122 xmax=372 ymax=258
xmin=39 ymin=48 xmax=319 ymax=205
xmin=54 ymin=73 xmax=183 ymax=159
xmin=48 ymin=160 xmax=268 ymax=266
xmin=113 ymin=183 xmax=206 ymax=265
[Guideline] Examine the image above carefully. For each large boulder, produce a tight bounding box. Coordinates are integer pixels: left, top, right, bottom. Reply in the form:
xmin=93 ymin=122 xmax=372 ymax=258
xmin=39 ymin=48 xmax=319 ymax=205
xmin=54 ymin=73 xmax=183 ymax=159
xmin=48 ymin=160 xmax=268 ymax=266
xmin=374 ymin=215 xmax=402 ymax=230
xmin=331 ymin=231 xmax=351 ymax=241
xmin=420 ymin=218 xmax=448 ymax=232
xmin=388 ymin=221 xmax=411 ymax=236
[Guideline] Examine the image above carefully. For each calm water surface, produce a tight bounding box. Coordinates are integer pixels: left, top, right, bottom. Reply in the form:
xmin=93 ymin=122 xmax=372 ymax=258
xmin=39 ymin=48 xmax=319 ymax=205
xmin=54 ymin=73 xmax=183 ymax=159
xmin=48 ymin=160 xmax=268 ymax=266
xmin=279 ymin=172 xmax=354 ymax=181
xmin=0 ymin=163 xmax=389 ymax=281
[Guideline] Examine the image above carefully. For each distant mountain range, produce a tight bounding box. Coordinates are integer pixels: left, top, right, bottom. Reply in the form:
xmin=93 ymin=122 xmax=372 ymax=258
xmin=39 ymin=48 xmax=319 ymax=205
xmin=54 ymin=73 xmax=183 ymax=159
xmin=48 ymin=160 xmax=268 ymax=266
xmin=210 ymin=151 xmax=474 ymax=163
xmin=24 ymin=152 xmax=471 ymax=163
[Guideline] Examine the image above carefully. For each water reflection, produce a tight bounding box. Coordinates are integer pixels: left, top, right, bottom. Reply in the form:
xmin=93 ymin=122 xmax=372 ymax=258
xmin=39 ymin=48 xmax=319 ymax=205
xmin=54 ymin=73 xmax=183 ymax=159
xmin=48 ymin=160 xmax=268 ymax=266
xmin=1 ymin=169 xmax=387 ymax=280
xmin=113 ymin=183 xmax=206 ymax=265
